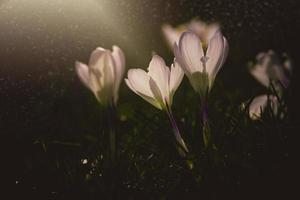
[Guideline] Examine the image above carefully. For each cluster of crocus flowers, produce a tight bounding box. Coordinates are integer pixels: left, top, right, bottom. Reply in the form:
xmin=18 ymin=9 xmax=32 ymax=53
xmin=248 ymin=50 xmax=292 ymax=119
xmin=125 ymin=55 xmax=188 ymax=153
xmin=75 ymin=45 xmax=125 ymax=106
xmin=74 ymin=17 xmax=230 ymax=167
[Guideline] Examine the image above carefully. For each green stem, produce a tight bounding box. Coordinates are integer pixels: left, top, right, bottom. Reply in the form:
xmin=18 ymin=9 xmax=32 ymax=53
xmin=200 ymin=97 xmax=218 ymax=152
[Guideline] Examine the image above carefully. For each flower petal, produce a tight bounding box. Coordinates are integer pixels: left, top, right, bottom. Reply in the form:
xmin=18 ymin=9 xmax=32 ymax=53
xmin=89 ymin=51 xmax=115 ymax=104
xmin=187 ymin=19 xmax=206 ymax=37
xmin=209 ymin=36 xmax=229 ymax=88
xmin=162 ymin=24 xmax=181 ymax=48
xmin=126 ymin=69 xmax=162 ymax=109
xmin=111 ymin=45 xmax=125 ymax=103
xmin=205 ymin=29 xmax=225 ymax=77
xmin=149 ymin=77 xmax=165 ymax=109
xmin=88 ymin=47 xmax=106 ymax=67
xmin=205 ymin=23 xmax=220 ymax=43
xmin=174 ymin=43 xmax=191 ymax=77
xmin=147 ymin=55 xmax=170 ymax=102
xmin=169 ymin=61 xmax=184 ymax=96
xmin=178 ymin=32 xmax=204 ymax=73
xmin=75 ymin=61 xmax=90 ymax=89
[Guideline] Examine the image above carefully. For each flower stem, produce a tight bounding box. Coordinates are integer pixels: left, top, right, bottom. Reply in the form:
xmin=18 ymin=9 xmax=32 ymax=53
xmin=166 ymin=108 xmax=188 ymax=154
xmin=165 ymin=107 xmax=193 ymax=169
xmin=201 ymin=98 xmax=211 ymax=149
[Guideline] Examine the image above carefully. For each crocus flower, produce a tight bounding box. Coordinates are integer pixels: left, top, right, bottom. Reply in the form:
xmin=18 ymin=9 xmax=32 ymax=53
xmin=162 ymin=19 xmax=219 ymax=49
xmin=125 ymin=55 xmax=188 ymax=153
xmin=174 ymin=28 xmax=228 ymax=149
xmin=249 ymin=95 xmax=279 ymax=120
xmin=125 ymin=55 xmax=184 ymax=111
xmin=75 ymin=46 xmax=125 ymax=106
xmin=174 ymin=29 xmax=228 ymax=98
xmin=250 ymin=50 xmax=292 ymax=90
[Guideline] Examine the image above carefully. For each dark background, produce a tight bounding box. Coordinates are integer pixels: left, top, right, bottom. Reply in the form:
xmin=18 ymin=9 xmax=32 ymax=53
xmin=1 ymin=0 xmax=299 ymax=199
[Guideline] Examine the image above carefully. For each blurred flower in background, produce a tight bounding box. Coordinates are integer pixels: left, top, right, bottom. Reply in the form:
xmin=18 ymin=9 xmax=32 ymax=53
xmin=250 ymin=50 xmax=292 ymax=92
xmin=75 ymin=46 xmax=125 ymax=106
xmin=248 ymin=50 xmax=292 ymax=119
xmin=162 ymin=19 xmax=219 ymax=50
xmin=248 ymin=95 xmax=279 ymax=120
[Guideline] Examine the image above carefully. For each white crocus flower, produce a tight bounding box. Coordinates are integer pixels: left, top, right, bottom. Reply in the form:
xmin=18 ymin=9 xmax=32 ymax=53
xmin=125 ymin=55 xmax=184 ymax=111
xmin=125 ymin=55 xmax=188 ymax=153
xmin=174 ymin=29 xmax=228 ymax=98
xmin=249 ymin=95 xmax=279 ymax=120
xmin=75 ymin=46 xmax=125 ymax=106
xmin=250 ymin=50 xmax=291 ymax=90
xmin=162 ymin=19 xmax=219 ymax=49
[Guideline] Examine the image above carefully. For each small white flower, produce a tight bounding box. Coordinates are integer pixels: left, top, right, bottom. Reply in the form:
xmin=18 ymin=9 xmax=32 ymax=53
xmin=75 ymin=46 xmax=125 ymax=106
xmin=174 ymin=29 xmax=228 ymax=97
xmin=125 ymin=55 xmax=184 ymax=110
xmin=249 ymin=95 xmax=279 ymax=120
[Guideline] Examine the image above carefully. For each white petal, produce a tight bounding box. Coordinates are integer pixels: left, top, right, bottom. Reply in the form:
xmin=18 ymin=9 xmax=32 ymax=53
xmin=111 ymin=45 xmax=125 ymax=103
xmin=219 ymin=37 xmax=229 ymax=68
xmin=178 ymin=32 xmax=204 ymax=73
xmin=205 ymin=30 xmax=225 ymax=77
xmin=127 ymin=69 xmax=152 ymax=96
xmin=75 ymin=61 xmax=90 ymax=89
xmin=209 ymin=36 xmax=229 ymax=88
xmin=174 ymin=43 xmax=191 ymax=77
xmin=90 ymin=51 xmax=115 ymax=104
xmin=125 ymin=69 xmax=162 ymax=109
xmin=147 ymin=55 xmax=170 ymax=102
xmin=169 ymin=61 xmax=184 ymax=96
xmin=99 ymin=52 xmax=116 ymax=90
xmin=187 ymin=19 xmax=206 ymax=37
xmin=149 ymin=77 xmax=165 ymax=108
xmin=88 ymin=47 xmax=106 ymax=67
